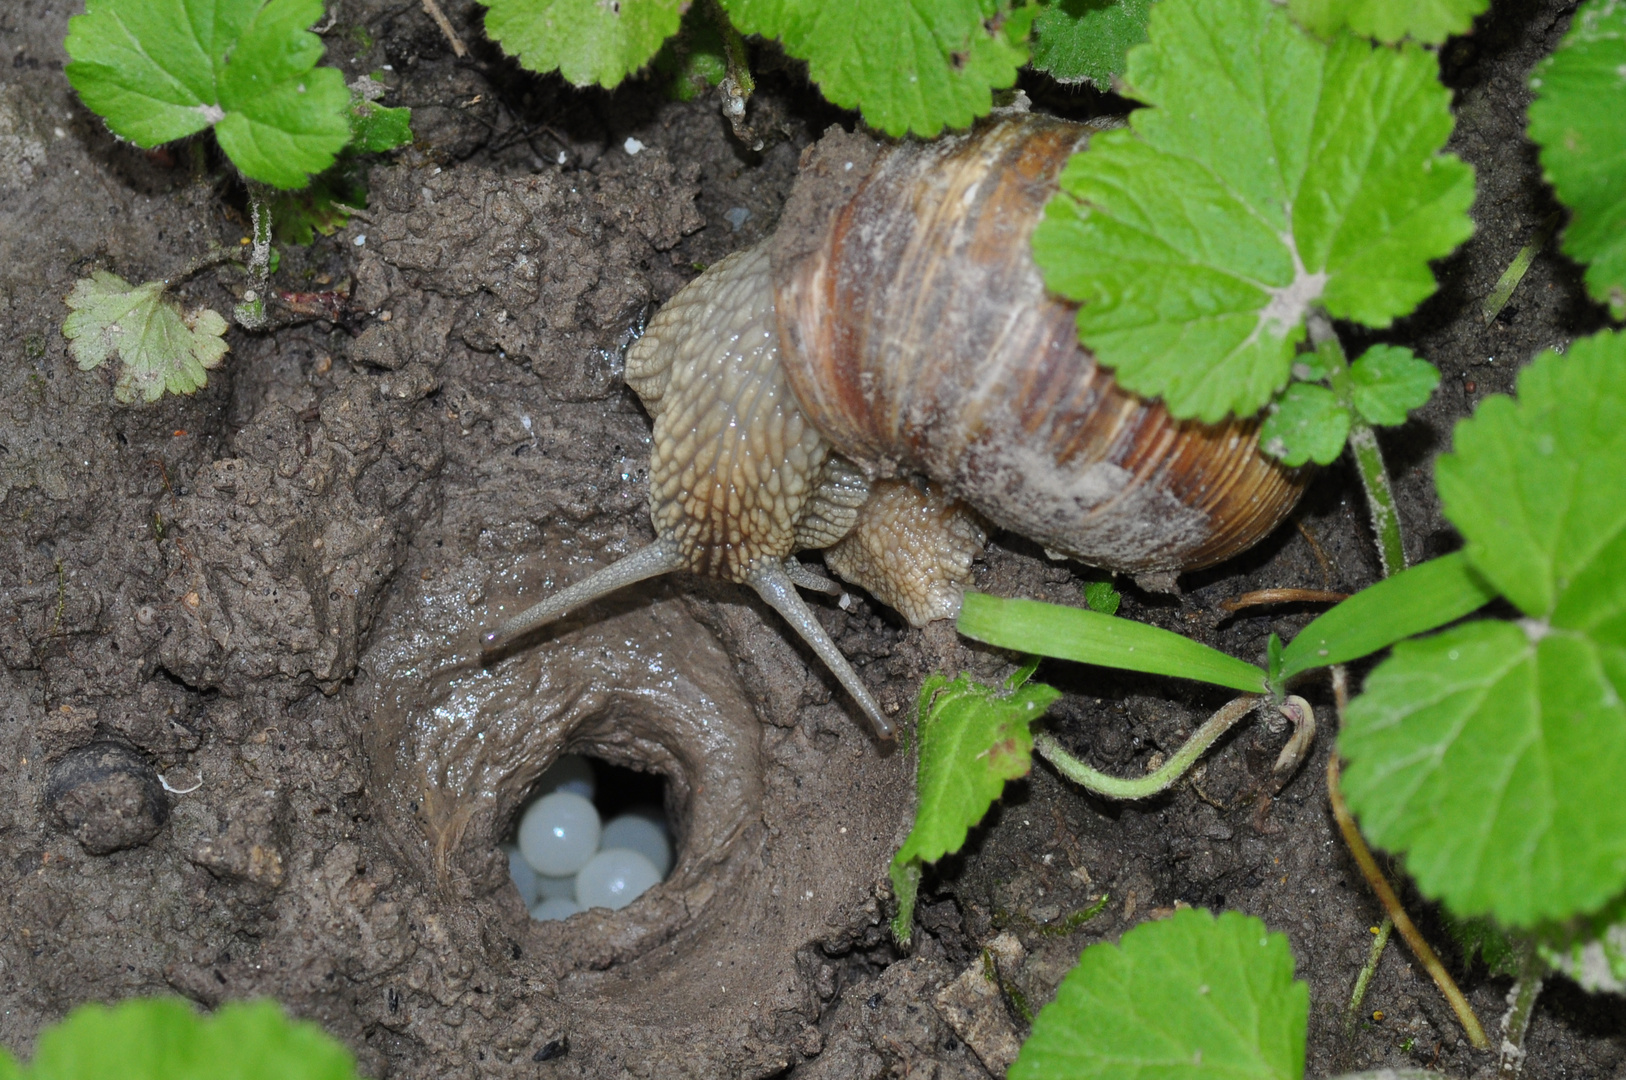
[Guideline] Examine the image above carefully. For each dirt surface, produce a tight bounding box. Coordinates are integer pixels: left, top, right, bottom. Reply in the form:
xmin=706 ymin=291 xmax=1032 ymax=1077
xmin=1 ymin=1 xmax=1622 ymax=1078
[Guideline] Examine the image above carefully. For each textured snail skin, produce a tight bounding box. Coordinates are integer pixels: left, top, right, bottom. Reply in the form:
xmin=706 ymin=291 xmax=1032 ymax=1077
xmin=483 ymin=115 xmax=1308 ymax=739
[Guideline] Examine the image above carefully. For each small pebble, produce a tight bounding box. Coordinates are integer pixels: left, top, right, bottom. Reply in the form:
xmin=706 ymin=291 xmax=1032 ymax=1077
xmin=724 ymin=206 xmax=751 ymax=232
xmin=46 ymin=742 xmax=169 ymax=855
xmin=623 ymin=137 xmax=645 ymax=156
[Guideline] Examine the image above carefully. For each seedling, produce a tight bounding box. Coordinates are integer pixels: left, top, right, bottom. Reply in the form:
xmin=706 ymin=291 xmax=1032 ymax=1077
xmin=58 ymin=0 xmax=413 ymax=397
xmin=0 ymin=996 xmax=357 ymax=1079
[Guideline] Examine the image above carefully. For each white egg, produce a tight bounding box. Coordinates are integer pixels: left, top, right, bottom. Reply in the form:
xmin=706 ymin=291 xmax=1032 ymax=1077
xmin=530 ymin=897 xmax=581 ymax=921
xmin=535 ymin=754 xmax=595 ymax=800
xmin=506 ymin=843 xmax=539 ymax=906
xmin=518 ymin=791 xmax=601 ymax=876
xmin=536 ymin=873 xmax=576 ymax=900
xmin=575 ymin=848 xmax=662 ymax=911
xmin=600 ymin=807 xmax=672 ymax=877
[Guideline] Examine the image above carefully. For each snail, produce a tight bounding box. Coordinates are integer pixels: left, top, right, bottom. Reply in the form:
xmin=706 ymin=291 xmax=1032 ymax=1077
xmin=482 ymin=114 xmax=1308 ymax=739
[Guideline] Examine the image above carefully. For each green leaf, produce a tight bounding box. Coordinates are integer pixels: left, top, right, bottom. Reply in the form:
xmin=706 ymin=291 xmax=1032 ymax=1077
xmin=1540 ymin=902 xmax=1626 ymax=993
xmin=1083 ymin=579 xmax=1121 ymax=615
xmin=199 ymin=1001 xmax=358 ymax=1080
xmin=721 ymin=0 xmax=1031 ymax=137
xmin=1347 ymin=344 xmax=1439 ymax=426
xmin=483 ymin=0 xmax=684 ymax=88
xmin=0 ymin=1048 xmax=20 ymax=1080
xmin=1278 ymin=551 xmax=1497 ymax=683
xmin=653 ymin=6 xmax=729 ymax=101
xmin=28 ymin=998 xmax=202 ymax=1079
xmin=1448 ymin=915 xmax=1522 ymax=978
xmin=64 ymin=0 xmax=352 ymax=189
xmin=1340 ymin=619 xmax=1626 ymax=926
xmin=1011 ymin=908 xmax=1307 ymax=1080
xmin=1032 ymin=0 xmax=1475 ymax=422
xmin=1342 ymin=335 xmax=1626 ymax=926
xmin=350 ymin=101 xmax=412 ymax=154
xmin=20 ymin=997 xmax=358 ymax=1080
xmin=1435 ymin=332 xmax=1626 ymax=622
xmin=63 ymin=272 xmax=230 ymax=404
xmin=269 ymin=168 xmax=364 ymax=245
xmin=958 ymin=592 xmax=1267 ymax=693
xmin=1029 ymin=0 xmax=1150 ymax=89
xmin=1528 ymin=0 xmax=1626 ymax=320
xmin=889 ymin=670 xmax=1060 ymax=943
xmin=1287 ymin=0 xmax=1488 ymax=45
xmin=1261 ymin=382 xmax=1351 ymax=466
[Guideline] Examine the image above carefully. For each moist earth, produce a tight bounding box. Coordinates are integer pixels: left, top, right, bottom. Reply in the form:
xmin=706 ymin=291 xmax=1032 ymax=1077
xmin=1 ymin=0 xmax=1622 ymax=1077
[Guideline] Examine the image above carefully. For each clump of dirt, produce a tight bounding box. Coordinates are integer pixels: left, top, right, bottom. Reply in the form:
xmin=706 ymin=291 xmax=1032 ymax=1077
xmin=1 ymin=0 xmax=1622 ymax=1077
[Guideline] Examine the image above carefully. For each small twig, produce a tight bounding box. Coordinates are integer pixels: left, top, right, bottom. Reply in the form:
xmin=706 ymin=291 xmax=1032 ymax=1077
xmin=1497 ymin=939 xmax=1545 ymax=1079
xmin=1328 ymin=665 xmax=1489 ymax=1049
xmin=419 ymin=0 xmax=468 ymax=57
xmin=1219 ymin=587 xmax=1349 ymax=612
xmin=163 ymin=248 xmax=242 ymax=289
xmin=1037 ymin=695 xmax=1314 ymax=801
xmin=1482 ymin=211 xmax=1560 ymax=324
xmin=1296 ymin=519 xmax=1336 ymax=586
xmin=712 ymin=0 xmax=762 ymax=150
xmin=1344 ymin=916 xmax=1394 ymax=1037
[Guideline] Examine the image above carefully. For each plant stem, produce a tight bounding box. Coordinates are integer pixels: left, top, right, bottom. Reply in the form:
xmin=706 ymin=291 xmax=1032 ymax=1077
xmin=1328 ymin=666 xmax=1489 ymax=1049
xmin=1498 ymin=938 xmax=1546 ymax=1079
xmin=236 ymin=181 xmax=274 ymax=330
xmin=1344 ymin=916 xmax=1394 ymax=1037
xmin=1036 ymin=696 xmax=1262 ymax=800
xmin=1348 ymin=423 xmax=1406 ymax=577
xmin=711 ymin=0 xmax=761 ymax=150
xmin=1306 ymin=311 xmax=1408 ymax=576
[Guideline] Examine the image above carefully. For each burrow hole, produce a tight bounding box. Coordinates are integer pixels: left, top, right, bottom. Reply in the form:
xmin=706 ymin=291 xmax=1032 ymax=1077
xmin=504 ymin=755 xmax=675 ymax=921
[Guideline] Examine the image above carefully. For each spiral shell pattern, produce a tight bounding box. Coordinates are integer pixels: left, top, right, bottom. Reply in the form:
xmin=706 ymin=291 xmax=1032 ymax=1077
xmin=771 ymin=115 xmax=1307 ymax=573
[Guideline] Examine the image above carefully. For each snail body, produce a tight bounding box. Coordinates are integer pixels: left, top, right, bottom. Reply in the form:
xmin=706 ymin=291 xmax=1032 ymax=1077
xmin=484 ymin=115 xmax=1307 ymax=738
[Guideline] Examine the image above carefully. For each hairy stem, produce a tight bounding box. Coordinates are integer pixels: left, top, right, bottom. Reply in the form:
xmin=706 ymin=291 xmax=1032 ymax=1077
xmin=1498 ymin=938 xmax=1546 ymax=1079
xmin=1306 ymin=311 xmax=1408 ymax=575
xmin=1343 ymin=916 xmax=1394 ymax=1037
xmin=1328 ymin=666 xmax=1489 ymax=1049
xmin=711 ymin=0 xmax=760 ymax=149
xmin=235 ymin=182 xmax=274 ymax=330
xmin=1348 ymin=424 xmax=1406 ymax=577
xmin=1037 ymin=696 xmax=1265 ymax=800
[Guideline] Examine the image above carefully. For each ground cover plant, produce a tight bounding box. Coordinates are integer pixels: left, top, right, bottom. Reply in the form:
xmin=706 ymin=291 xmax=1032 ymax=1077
xmin=7 ymin=0 xmax=1620 ymax=1075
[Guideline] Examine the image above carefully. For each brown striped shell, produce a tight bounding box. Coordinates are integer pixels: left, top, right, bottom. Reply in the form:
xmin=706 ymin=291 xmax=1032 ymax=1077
xmin=770 ymin=114 xmax=1308 ymax=575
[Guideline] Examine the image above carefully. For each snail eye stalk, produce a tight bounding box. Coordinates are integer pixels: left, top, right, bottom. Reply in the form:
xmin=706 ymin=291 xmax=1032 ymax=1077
xmin=481 ymin=540 xmax=684 ymax=656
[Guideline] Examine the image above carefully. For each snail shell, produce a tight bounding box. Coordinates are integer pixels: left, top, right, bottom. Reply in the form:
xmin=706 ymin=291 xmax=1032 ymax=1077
xmin=771 ymin=114 xmax=1304 ymax=575
xmin=483 ymin=115 xmax=1308 ymax=738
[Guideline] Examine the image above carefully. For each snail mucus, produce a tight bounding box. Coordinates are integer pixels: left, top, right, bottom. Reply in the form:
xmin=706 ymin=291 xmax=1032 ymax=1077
xmin=482 ymin=115 xmax=1308 ymax=739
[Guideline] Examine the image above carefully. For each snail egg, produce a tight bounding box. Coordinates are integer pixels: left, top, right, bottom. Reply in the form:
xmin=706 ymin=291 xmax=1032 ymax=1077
xmin=575 ymin=848 xmax=662 ymax=911
xmin=600 ymin=808 xmax=672 ymax=877
xmin=536 ymin=753 xmax=596 ymax=800
xmin=506 ymin=844 xmax=540 ymax=906
xmin=530 ymin=897 xmax=581 ymax=922
xmin=518 ymin=791 xmax=601 ymax=876
xmin=535 ymin=872 xmax=577 ymax=901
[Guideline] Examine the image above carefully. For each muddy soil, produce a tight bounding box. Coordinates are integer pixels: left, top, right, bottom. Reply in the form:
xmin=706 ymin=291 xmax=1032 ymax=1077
xmin=1 ymin=0 xmax=1622 ymax=1077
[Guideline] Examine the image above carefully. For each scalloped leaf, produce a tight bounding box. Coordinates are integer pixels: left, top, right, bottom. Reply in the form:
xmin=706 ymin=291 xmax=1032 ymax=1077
xmin=722 ymin=0 xmax=1032 ymax=137
xmin=1528 ymin=0 xmax=1626 ymax=320
xmin=890 ymin=666 xmax=1059 ymax=943
xmin=65 ymin=0 xmax=351 ymax=189
xmin=1032 ymin=0 xmax=1474 ymax=422
xmin=1288 ymin=0 xmax=1488 ymax=45
xmin=1030 ymin=0 xmax=1150 ymax=89
xmin=63 ymin=272 xmax=229 ymax=404
xmin=1342 ymin=334 xmax=1626 ymax=926
xmin=1012 ymin=908 xmax=1307 ymax=1080
xmin=483 ymin=0 xmax=685 ymax=89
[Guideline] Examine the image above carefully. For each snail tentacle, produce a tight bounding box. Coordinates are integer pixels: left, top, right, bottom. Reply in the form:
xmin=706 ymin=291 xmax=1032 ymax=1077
xmin=748 ymin=560 xmax=894 ymax=740
xmin=783 ymin=557 xmax=844 ymax=596
xmin=481 ymin=539 xmax=685 ymax=655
